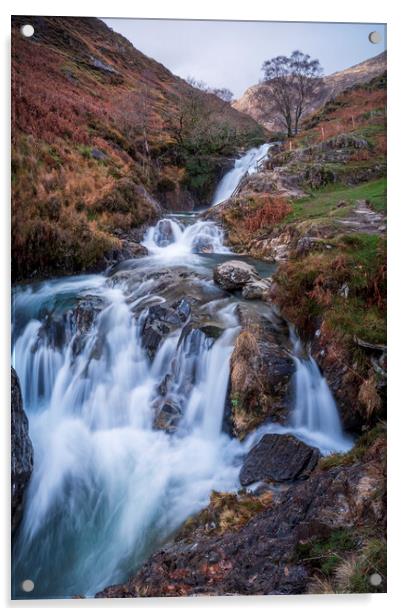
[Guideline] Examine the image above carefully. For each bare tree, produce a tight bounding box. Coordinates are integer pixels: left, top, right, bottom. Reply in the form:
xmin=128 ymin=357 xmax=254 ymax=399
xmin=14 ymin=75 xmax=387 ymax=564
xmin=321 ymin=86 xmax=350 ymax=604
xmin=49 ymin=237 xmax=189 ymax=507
xmin=261 ymin=50 xmax=322 ymax=137
xmin=112 ymin=81 xmax=154 ymax=179
xmin=186 ymin=76 xmax=210 ymax=92
xmin=211 ymin=87 xmax=234 ymax=103
xmin=186 ymin=76 xmax=233 ymax=103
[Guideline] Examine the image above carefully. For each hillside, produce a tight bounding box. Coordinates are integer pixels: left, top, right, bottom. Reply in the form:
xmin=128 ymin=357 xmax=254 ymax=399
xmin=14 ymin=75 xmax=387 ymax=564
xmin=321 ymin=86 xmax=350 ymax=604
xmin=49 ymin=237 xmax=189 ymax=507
xmin=233 ymin=51 xmax=386 ymax=132
xmin=11 ymin=16 xmax=265 ymax=281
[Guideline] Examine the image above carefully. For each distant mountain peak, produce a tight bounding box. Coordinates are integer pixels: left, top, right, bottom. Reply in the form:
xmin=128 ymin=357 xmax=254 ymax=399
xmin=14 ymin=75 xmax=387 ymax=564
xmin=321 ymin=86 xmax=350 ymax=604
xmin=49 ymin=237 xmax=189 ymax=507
xmin=233 ymin=51 xmax=387 ymax=132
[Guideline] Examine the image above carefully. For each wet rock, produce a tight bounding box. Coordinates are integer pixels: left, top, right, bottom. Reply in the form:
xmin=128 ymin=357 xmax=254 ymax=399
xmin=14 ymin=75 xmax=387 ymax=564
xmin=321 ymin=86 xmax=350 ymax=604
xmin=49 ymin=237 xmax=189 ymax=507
xmin=213 ymin=260 xmax=259 ymax=291
xmin=97 ymin=453 xmax=385 ymax=598
xmin=230 ymin=309 xmax=294 ymax=438
xmin=239 ymin=434 xmax=320 ymax=486
xmin=171 ymin=298 xmax=191 ymax=323
xmin=153 ymin=401 xmax=183 ymax=433
xmin=192 ymin=237 xmax=215 ymax=253
xmin=110 ymin=241 xmax=148 ymax=263
xmin=153 ymin=219 xmax=175 ymax=247
xmin=241 ymin=278 xmax=272 ymax=300
xmin=141 ymin=315 xmax=170 ymax=360
xmin=11 ymin=368 xmax=33 ymax=534
xmin=35 ymin=311 xmax=67 ymax=350
xmin=141 ymin=299 xmax=192 ymax=359
xmin=70 ymin=295 xmax=105 ymax=356
xmin=199 ymin=325 xmax=224 ymax=341
xmin=72 ymin=295 xmax=105 ymax=335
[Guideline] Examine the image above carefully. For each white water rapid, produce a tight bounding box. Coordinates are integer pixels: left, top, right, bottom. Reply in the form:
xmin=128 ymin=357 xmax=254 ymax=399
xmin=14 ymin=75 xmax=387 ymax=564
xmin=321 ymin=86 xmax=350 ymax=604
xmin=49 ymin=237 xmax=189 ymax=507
xmin=142 ymin=217 xmax=230 ymax=259
xmin=12 ymin=164 xmax=352 ymax=599
xmin=211 ymin=142 xmax=272 ymax=206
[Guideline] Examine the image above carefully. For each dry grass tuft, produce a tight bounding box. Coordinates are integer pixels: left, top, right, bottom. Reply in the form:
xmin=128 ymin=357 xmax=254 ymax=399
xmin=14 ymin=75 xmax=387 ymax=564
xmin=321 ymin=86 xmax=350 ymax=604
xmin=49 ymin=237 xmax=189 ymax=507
xmin=358 ymin=373 xmax=382 ymax=419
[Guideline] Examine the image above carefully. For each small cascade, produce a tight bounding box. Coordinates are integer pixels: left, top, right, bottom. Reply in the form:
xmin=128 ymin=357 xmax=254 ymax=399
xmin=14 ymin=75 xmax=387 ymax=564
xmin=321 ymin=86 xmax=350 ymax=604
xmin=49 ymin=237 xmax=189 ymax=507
xmin=142 ymin=218 xmax=230 ymax=258
xmin=246 ymin=331 xmax=353 ymax=455
xmin=211 ymin=142 xmax=272 ymax=206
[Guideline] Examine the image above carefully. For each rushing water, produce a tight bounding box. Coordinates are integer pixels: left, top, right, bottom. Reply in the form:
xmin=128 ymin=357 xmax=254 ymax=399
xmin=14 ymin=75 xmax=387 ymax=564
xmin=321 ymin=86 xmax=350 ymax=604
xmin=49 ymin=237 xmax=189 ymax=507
xmin=211 ymin=142 xmax=273 ymax=206
xmin=12 ymin=147 xmax=352 ymax=599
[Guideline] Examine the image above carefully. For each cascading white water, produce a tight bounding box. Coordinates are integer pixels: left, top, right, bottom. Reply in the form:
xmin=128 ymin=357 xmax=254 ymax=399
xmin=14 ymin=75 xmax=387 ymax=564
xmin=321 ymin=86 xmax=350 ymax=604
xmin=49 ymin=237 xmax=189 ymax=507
xmin=211 ymin=143 xmax=272 ymax=206
xmin=142 ymin=218 xmax=230 ymax=259
xmin=12 ymin=269 xmax=241 ymax=598
xmin=288 ymin=335 xmax=353 ymax=453
xmin=12 ymin=216 xmax=352 ymax=599
xmin=243 ymin=333 xmax=353 ymax=455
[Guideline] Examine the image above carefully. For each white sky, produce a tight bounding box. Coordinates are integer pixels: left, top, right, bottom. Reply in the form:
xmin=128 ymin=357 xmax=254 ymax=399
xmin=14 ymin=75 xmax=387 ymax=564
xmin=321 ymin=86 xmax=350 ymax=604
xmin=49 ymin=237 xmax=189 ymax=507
xmin=102 ymin=19 xmax=386 ymax=98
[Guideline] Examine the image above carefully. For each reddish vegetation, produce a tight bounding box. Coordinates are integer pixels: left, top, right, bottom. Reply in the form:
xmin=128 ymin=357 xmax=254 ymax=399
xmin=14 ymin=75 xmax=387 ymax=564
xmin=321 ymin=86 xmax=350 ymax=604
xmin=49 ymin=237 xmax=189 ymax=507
xmin=11 ymin=16 xmax=263 ymax=280
xmin=299 ymin=84 xmax=387 ymax=148
xmin=243 ymin=195 xmax=292 ymax=232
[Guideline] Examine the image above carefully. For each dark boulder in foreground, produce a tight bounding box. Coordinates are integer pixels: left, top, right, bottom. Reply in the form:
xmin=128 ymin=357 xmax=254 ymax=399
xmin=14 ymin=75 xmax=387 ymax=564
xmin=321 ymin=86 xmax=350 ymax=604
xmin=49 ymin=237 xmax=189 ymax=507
xmin=239 ymin=434 xmax=320 ymax=486
xmin=11 ymin=368 xmax=33 ymax=534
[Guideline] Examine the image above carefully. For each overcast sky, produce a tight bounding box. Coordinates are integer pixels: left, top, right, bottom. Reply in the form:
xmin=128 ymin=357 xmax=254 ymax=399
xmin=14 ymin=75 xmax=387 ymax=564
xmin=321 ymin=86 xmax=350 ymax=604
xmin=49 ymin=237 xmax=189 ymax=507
xmin=102 ymin=19 xmax=386 ymax=98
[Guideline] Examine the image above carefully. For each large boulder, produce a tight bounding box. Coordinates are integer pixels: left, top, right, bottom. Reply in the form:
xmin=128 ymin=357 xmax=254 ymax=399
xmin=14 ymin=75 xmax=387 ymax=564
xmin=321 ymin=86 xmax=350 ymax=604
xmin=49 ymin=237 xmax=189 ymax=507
xmin=229 ymin=307 xmax=294 ymax=438
xmin=213 ymin=260 xmax=259 ymax=291
xmin=11 ymin=368 xmax=33 ymax=534
xmin=239 ymin=434 xmax=320 ymax=486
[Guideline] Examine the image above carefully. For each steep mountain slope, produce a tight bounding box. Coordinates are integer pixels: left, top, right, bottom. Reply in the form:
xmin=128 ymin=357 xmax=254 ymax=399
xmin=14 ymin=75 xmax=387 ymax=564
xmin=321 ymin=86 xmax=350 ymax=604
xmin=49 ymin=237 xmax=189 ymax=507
xmin=233 ymin=51 xmax=386 ymax=132
xmin=11 ymin=16 xmax=265 ymax=280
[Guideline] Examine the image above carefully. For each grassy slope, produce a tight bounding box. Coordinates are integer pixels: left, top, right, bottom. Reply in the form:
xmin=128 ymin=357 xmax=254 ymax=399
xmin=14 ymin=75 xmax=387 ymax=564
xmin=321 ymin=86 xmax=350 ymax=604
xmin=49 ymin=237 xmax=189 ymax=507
xmin=11 ymin=16 xmax=266 ymax=281
xmin=287 ymin=177 xmax=386 ymax=222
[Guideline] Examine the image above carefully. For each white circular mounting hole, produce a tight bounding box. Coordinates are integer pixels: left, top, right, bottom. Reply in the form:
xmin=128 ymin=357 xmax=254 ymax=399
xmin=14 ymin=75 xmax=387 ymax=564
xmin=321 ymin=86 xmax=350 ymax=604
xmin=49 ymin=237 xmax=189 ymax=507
xmin=21 ymin=579 xmax=35 ymax=592
xmin=21 ymin=24 xmax=35 ymax=38
xmin=369 ymin=572 xmax=382 ymax=586
xmin=369 ymin=31 xmax=382 ymax=44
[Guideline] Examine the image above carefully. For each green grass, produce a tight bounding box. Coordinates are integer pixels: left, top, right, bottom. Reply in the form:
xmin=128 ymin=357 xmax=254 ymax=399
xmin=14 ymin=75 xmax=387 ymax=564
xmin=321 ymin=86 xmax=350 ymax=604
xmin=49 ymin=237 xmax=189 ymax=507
xmin=286 ymin=177 xmax=387 ymax=223
xmin=296 ymin=529 xmax=358 ymax=576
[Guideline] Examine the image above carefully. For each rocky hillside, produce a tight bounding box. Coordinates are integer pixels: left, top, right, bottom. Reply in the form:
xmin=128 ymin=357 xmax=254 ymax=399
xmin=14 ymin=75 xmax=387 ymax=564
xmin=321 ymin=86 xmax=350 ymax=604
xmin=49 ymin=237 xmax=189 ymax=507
xmin=11 ymin=16 xmax=265 ymax=281
xmin=233 ymin=51 xmax=386 ymax=132
xmin=11 ymin=368 xmax=33 ymax=534
xmin=212 ymin=72 xmax=386 ymax=434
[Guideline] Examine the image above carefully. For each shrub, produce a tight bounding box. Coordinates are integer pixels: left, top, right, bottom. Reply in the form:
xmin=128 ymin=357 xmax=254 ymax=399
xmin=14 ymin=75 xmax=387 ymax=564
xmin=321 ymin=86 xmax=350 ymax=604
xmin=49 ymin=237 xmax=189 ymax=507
xmin=243 ymin=195 xmax=292 ymax=233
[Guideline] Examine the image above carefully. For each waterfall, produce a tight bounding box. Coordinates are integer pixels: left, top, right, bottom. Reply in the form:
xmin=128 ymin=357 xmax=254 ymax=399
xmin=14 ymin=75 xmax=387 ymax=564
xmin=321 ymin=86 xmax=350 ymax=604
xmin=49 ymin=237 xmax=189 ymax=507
xmin=245 ymin=332 xmax=353 ymax=455
xmin=287 ymin=332 xmax=352 ymax=452
xmin=11 ymin=216 xmax=352 ymax=599
xmin=288 ymin=356 xmax=352 ymax=453
xmin=211 ymin=143 xmax=272 ymax=206
xmin=142 ymin=218 xmax=230 ymax=259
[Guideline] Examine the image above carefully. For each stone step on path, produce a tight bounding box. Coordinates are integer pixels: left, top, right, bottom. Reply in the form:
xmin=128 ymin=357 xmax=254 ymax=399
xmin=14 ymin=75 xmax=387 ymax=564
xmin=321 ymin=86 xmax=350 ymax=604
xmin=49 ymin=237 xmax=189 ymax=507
xmin=337 ymin=199 xmax=386 ymax=234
